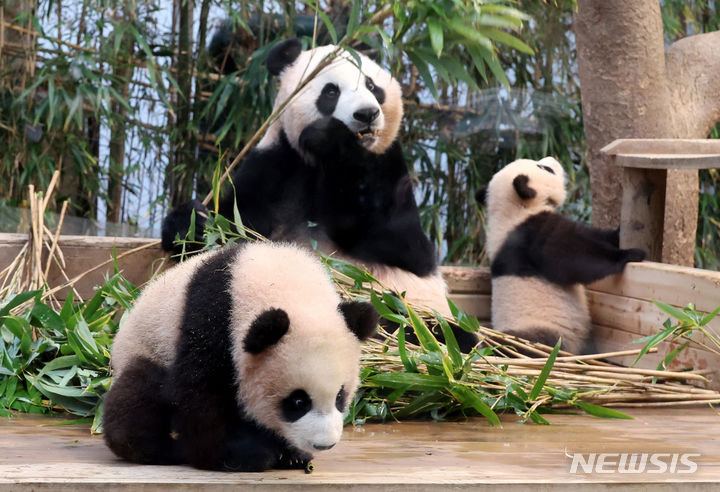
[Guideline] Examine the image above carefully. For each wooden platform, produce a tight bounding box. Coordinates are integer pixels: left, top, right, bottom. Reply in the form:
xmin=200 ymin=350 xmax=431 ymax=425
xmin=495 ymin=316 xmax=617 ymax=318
xmin=1 ymin=408 xmax=719 ymax=490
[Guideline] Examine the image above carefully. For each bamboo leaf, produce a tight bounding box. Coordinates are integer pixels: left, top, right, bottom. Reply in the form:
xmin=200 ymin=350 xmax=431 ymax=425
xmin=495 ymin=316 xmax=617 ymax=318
xmin=31 ymin=303 xmax=65 ymax=333
xmin=317 ymin=10 xmax=337 ymax=44
xmin=631 ymin=324 xmax=679 ymax=366
xmin=700 ymin=306 xmax=720 ymax=326
xmin=450 ymin=385 xmax=500 ymax=426
xmin=370 ymin=372 xmax=448 ymax=390
xmin=529 ymin=339 xmax=561 ymax=400
xmin=477 ymin=27 xmax=534 ymax=55
xmin=574 ymin=401 xmax=634 ymax=420
xmin=653 ymin=300 xmax=696 ymax=324
xmin=395 ymin=318 xmax=418 ymax=373
xmin=347 ymin=0 xmax=361 ymax=38
xmin=435 ymin=313 xmax=462 ymax=370
xmin=407 ymin=307 xmax=442 ymax=353
xmin=427 ymin=18 xmax=444 ymax=58
xmin=655 ymin=341 xmax=690 ymax=378
xmin=405 ymin=51 xmax=438 ymax=99
xmin=0 ymin=291 xmax=41 ymax=318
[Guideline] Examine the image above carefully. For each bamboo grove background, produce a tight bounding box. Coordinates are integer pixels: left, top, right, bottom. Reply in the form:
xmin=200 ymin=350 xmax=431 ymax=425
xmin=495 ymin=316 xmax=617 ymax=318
xmin=1 ymin=0 xmax=719 ymax=269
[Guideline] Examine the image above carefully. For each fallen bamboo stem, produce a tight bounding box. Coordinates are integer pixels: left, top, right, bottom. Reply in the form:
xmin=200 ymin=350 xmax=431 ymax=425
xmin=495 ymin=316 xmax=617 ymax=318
xmin=43 ymin=200 xmax=69 ymax=280
xmin=480 ymin=358 xmax=708 ymax=382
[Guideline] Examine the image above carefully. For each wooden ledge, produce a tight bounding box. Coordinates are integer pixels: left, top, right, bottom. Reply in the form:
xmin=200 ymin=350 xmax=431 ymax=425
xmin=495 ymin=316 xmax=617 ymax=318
xmin=601 ymin=139 xmax=720 ymax=169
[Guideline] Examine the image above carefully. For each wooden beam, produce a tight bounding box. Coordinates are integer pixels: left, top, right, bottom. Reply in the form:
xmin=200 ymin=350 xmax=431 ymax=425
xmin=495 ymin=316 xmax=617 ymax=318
xmin=0 ymin=232 xmax=167 ymax=301
xmin=588 ymin=261 xmax=720 ymax=314
xmin=592 ymin=322 xmax=720 ymax=387
xmin=602 ymin=138 xmax=720 ymax=169
xmin=440 ymin=265 xmax=491 ymax=294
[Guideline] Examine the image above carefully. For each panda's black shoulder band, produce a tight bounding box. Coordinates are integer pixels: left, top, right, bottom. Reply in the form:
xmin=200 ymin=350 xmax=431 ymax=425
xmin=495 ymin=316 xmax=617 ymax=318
xmin=267 ymin=38 xmax=302 ymax=76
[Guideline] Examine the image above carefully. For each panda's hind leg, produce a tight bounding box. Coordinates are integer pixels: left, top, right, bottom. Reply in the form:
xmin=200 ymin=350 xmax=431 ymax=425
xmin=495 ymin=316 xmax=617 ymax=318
xmin=103 ymin=356 xmax=182 ymax=465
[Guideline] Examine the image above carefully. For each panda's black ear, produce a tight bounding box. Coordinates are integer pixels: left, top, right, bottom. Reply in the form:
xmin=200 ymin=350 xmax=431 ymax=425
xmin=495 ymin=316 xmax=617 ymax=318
xmin=244 ymin=308 xmax=290 ymax=354
xmin=475 ymin=186 xmax=488 ymax=206
xmin=339 ymin=302 xmax=378 ymax=341
xmin=512 ymin=174 xmax=537 ymax=200
xmin=267 ymin=38 xmax=303 ymax=76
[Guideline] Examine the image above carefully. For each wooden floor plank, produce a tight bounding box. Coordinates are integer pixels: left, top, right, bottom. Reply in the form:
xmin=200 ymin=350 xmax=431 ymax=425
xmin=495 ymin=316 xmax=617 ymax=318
xmin=1 ymin=408 xmax=719 ymax=490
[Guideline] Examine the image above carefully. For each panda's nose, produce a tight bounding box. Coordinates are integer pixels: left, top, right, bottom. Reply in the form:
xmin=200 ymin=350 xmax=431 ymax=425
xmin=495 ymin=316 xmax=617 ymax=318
xmin=313 ymin=443 xmax=336 ymax=451
xmin=353 ymin=107 xmax=380 ymax=124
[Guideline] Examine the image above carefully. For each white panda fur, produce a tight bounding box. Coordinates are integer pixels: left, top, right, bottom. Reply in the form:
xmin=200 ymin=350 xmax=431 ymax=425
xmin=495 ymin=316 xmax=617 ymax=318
xmin=104 ymin=241 xmax=378 ymax=471
xmin=260 ymin=43 xmax=403 ymax=156
xmin=484 ymin=157 xmax=646 ymax=354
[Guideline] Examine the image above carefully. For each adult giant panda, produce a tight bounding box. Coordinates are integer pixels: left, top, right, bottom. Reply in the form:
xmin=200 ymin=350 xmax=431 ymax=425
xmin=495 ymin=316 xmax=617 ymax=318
xmin=104 ymin=241 xmax=378 ymax=471
xmin=479 ymin=157 xmax=646 ymax=354
xmin=162 ymin=39 xmax=478 ymax=351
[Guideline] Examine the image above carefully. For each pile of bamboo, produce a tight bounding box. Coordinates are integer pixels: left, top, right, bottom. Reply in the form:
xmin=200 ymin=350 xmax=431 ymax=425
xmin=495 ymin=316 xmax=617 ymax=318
xmin=362 ymin=327 xmax=720 ymax=409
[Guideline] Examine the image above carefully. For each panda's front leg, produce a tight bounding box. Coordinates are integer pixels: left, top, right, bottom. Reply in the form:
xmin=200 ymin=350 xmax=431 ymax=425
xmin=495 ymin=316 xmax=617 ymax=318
xmin=220 ymin=434 xmax=282 ymax=472
xmin=298 ymin=116 xmax=364 ymax=164
xmin=276 ymin=446 xmax=313 ymax=470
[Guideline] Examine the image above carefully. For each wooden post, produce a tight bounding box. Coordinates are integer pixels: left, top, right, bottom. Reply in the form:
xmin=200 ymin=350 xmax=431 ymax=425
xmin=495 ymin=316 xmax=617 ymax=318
xmin=619 ymin=168 xmax=666 ymax=261
xmin=602 ymin=139 xmax=720 ymax=264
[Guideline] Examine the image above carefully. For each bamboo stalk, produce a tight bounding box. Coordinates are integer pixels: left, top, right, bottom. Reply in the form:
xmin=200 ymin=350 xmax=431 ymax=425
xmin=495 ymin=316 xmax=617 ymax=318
xmin=480 ymin=358 xmax=708 ymax=381
xmin=601 ymin=399 xmax=720 ymax=408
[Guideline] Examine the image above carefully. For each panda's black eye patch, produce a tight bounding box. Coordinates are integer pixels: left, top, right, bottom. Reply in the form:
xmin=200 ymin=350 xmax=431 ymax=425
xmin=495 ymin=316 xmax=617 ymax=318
xmin=366 ymin=77 xmax=385 ymax=105
xmin=537 ymin=164 xmax=555 ymax=174
xmin=281 ymin=389 xmax=312 ymax=422
xmin=335 ymin=386 xmax=347 ymax=412
xmin=317 ymin=83 xmax=340 ymax=115
xmin=321 ymin=83 xmax=340 ymax=98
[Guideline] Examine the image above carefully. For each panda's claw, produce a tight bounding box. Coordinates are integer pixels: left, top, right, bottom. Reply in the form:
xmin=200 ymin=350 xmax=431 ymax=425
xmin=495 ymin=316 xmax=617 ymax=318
xmin=276 ymin=448 xmax=312 ymax=470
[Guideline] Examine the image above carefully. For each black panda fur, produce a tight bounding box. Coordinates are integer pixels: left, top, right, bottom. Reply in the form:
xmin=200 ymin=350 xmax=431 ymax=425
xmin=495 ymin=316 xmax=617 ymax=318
xmin=482 ymin=157 xmax=646 ymax=354
xmin=162 ymin=38 xmax=479 ymax=352
xmin=104 ymin=242 xmax=377 ymax=471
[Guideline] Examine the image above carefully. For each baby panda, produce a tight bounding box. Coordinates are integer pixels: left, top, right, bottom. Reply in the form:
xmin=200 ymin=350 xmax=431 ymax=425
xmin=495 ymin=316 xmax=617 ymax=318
xmin=162 ymin=38 xmax=478 ymax=351
xmin=103 ymin=242 xmax=378 ymax=471
xmin=478 ymin=157 xmax=646 ymax=354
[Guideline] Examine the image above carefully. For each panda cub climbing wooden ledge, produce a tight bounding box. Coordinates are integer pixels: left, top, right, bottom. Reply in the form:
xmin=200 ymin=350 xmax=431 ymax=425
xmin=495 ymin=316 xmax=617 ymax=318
xmin=477 ymin=157 xmax=646 ymax=354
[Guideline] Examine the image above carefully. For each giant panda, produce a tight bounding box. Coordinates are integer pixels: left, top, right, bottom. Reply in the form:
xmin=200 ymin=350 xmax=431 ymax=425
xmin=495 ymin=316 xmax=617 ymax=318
xmin=478 ymin=157 xmax=646 ymax=354
xmin=103 ymin=241 xmax=378 ymax=471
xmin=162 ymin=38 xmax=479 ymax=352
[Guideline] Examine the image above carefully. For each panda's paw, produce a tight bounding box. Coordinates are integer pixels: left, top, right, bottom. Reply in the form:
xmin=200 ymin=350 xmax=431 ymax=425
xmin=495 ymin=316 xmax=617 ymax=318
xmin=161 ymin=199 xmax=209 ymax=255
xmin=276 ymin=448 xmax=313 ymax=470
xmin=299 ymin=117 xmax=355 ymax=160
xmin=622 ymin=248 xmax=646 ymax=264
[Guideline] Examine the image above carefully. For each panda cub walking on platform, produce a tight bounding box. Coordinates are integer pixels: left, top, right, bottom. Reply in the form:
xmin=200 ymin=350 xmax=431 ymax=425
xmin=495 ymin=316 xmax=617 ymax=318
xmin=478 ymin=157 xmax=646 ymax=354
xmin=103 ymin=242 xmax=378 ymax=471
